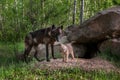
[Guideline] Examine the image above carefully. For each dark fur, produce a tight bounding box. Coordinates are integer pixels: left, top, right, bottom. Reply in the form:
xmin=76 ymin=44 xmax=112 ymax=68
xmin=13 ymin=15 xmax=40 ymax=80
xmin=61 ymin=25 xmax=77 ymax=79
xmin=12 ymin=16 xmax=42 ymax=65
xmin=24 ymin=25 xmax=63 ymax=62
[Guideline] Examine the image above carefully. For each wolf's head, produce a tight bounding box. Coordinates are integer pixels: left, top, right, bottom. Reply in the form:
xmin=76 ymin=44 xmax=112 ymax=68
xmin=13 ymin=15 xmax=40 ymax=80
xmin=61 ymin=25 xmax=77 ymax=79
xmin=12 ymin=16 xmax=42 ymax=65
xmin=49 ymin=25 xmax=63 ymax=41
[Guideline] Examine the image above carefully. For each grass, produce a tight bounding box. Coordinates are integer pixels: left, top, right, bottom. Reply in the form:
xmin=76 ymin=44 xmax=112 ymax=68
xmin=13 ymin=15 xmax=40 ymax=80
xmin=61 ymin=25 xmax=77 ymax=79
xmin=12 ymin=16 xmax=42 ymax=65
xmin=98 ymin=48 xmax=120 ymax=68
xmin=0 ymin=42 xmax=24 ymax=66
xmin=0 ymin=65 xmax=120 ymax=80
xmin=0 ymin=42 xmax=120 ymax=80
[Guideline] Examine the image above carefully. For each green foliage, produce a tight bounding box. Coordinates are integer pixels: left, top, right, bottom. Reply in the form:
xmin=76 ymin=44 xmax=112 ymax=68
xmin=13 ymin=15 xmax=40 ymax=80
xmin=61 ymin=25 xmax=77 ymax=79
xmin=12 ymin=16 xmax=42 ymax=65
xmin=0 ymin=0 xmax=116 ymax=42
xmin=84 ymin=0 xmax=114 ymax=20
xmin=113 ymin=0 xmax=120 ymax=5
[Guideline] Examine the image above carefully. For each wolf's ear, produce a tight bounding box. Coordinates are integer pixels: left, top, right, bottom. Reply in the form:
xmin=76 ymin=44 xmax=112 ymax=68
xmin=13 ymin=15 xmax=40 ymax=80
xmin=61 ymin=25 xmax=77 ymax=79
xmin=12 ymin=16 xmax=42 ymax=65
xmin=51 ymin=24 xmax=55 ymax=29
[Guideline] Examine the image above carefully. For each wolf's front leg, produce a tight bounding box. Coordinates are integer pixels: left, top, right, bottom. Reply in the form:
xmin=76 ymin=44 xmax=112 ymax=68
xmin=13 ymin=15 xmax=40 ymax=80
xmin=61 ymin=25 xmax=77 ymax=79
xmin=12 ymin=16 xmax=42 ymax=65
xmin=46 ymin=44 xmax=50 ymax=62
xmin=51 ymin=44 xmax=56 ymax=59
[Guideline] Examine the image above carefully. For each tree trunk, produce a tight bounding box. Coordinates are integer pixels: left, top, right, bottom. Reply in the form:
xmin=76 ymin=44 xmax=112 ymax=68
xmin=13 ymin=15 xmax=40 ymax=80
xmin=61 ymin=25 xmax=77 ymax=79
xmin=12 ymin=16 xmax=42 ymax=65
xmin=0 ymin=3 xmax=3 ymax=31
xmin=73 ymin=0 xmax=76 ymax=24
xmin=13 ymin=0 xmax=19 ymax=54
xmin=29 ymin=0 xmax=34 ymax=31
xmin=80 ymin=0 xmax=84 ymax=24
xmin=41 ymin=0 xmax=45 ymax=28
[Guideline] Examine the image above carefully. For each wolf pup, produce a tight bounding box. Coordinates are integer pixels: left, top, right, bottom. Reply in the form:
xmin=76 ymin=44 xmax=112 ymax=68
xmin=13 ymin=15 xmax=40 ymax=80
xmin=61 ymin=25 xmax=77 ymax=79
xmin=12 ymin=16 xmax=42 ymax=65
xmin=24 ymin=25 xmax=63 ymax=62
xmin=59 ymin=43 xmax=75 ymax=62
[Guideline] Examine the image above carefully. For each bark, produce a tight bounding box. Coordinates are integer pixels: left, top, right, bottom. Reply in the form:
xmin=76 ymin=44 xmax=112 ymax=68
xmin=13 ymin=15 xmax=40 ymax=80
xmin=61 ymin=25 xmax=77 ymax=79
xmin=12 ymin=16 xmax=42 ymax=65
xmin=80 ymin=0 xmax=84 ymax=24
xmin=73 ymin=0 xmax=77 ymax=24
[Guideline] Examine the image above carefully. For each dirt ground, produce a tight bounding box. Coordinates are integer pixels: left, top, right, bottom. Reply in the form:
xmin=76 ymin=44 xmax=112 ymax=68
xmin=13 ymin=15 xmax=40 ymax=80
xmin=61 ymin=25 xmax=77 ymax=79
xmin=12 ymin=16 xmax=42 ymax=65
xmin=33 ymin=57 xmax=120 ymax=72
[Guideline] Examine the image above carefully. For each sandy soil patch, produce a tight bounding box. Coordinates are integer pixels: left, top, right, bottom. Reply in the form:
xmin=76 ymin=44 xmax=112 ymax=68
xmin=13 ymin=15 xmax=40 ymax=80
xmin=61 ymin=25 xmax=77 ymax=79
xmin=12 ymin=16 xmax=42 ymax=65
xmin=33 ymin=57 xmax=120 ymax=72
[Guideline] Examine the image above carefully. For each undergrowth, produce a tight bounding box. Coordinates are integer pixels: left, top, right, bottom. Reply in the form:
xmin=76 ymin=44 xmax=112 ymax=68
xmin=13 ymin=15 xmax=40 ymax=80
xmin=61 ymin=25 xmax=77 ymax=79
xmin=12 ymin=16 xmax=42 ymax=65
xmin=0 ymin=65 xmax=120 ymax=80
xmin=98 ymin=48 xmax=120 ymax=68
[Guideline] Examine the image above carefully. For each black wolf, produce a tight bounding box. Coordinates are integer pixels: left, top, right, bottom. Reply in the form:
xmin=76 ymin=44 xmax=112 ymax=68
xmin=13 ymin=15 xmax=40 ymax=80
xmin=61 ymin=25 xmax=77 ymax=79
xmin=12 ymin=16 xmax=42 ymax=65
xmin=24 ymin=25 xmax=63 ymax=62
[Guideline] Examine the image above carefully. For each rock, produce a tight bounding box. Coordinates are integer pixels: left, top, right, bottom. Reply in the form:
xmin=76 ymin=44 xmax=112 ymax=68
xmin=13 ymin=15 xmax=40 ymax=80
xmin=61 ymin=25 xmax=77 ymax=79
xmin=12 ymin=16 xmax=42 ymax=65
xmin=99 ymin=40 xmax=112 ymax=53
xmin=111 ymin=39 xmax=120 ymax=56
xmin=59 ymin=36 xmax=69 ymax=44
xmin=17 ymin=44 xmax=62 ymax=61
xmin=67 ymin=6 xmax=120 ymax=43
xmin=100 ymin=38 xmax=120 ymax=56
xmin=31 ymin=43 xmax=62 ymax=59
xmin=72 ymin=43 xmax=86 ymax=58
xmin=66 ymin=6 xmax=120 ymax=58
xmin=65 ymin=24 xmax=80 ymax=36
